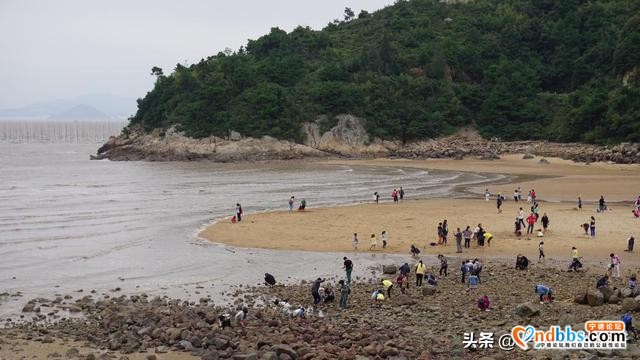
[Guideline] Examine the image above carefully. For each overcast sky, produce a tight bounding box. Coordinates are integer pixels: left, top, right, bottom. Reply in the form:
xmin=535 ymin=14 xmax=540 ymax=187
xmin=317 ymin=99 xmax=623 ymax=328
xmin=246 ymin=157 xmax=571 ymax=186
xmin=0 ymin=0 xmax=393 ymax=109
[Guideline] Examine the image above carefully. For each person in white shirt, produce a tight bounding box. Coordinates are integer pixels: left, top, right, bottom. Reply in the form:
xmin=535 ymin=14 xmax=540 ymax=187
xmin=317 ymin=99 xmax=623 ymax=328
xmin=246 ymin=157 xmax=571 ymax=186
xmin=235 ymin=307 xmax=248 ymax=327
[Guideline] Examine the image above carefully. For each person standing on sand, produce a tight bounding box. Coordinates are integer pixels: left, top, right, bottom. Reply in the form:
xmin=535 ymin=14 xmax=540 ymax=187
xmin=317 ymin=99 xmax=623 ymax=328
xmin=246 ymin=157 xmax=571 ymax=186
xmin=485 ymin=189 xmax=490 ymax=202
xmin=517 ymin=208 xmax=525 ymax=228
xmin=352 ymin=233 xmax=359 ymax=251
xmin=460 ymin=261 xmax=468 ymax=284
xmin=627 ymin=235 xmax=635 ymax=252
xmin=578 ymin=195 xmax=583 ymax=210
xmin=369 ymin=233 xmax=378 ymax=251
xmin=531 ymin=189 xmax=537 ymax=202
xmin=496 ymin=194 xmax=503 ymax=213
xmin=514 ymin=189 xmax=519 ymax=202
xmin=437 ymin=223 xmax=444 ymax=244
xmin=527 ymin=190 xmax=532 ymax=203
xmin=343 ymin=257 xmax=353 ymax=284
xmin=288 ymin=196 xmax=295 ymax=212
xmin=599 ymin=195 xmax=606 ymax=212
xmin=442 ymin=220 xmax=449 ymax=245
xmin=381 ymin=230 xmax=389 ymax=249
xmin=589 ymin=216 xmax=596 ymax=237
xmin=514 ymin=218 xmax=522 ymax=237
xmin=463 ymin=226 xmax=472 ymax=249
xmin=455 ymin=228 xmax=463 ymax=253
xmin=415 ymin=260 xmax=426 ymax=287
xmin=374 ymin=192 xmax=379 ymax=204
xmin=541 ymin=213 xmax=550 ymax=232
xmin=539 ymin=241 xmax=545 ymax=261
xmin=392 ymin=189 xmax=398 ymax=203
xmin=526 ymin=213 xmax=536 ymax=235
xmin=236 ymin=203 xmax=243 ymax=222
xmin=399 ymin=187 xmax=405 ymax=201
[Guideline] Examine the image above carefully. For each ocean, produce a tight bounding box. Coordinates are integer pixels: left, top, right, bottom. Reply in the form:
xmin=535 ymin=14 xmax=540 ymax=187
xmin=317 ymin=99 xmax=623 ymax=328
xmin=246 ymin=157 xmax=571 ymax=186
xmin=0 ymin=142 xmax=506 ymax=318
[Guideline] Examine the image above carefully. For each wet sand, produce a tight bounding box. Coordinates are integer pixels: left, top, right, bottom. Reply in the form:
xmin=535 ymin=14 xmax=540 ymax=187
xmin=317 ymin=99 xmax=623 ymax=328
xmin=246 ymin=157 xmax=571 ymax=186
xmin=201 ymin=155 xmax=640 ymax=265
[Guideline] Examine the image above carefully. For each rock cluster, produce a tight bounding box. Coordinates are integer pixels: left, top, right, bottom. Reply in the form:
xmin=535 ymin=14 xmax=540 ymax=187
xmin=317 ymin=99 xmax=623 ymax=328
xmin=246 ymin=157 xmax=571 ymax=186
xmin=9 ymin=260 xmax=640 ymax=359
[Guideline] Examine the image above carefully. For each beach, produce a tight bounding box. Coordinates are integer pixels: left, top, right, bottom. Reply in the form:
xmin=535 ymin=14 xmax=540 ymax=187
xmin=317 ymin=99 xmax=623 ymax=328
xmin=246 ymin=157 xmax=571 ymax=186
xmin=201 ymin=155 xmax=640 ymax=265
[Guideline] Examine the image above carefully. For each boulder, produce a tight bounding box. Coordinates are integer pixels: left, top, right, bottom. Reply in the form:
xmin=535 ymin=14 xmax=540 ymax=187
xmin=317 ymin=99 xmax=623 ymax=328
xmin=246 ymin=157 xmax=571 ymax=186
xmin=586 ymin=289 xmax=604 ymax=306
xmin=539 ymin=158 xmax=550 ymax=164
xmin=574 ymin=292 xmax=587 ymax=305
xmin=599 ymin=287 xmax=614 ymax=302
xmin=515 ymin=302 xmax=540 ymax=317
xmin=608 ymin=295 xmax=620 ymax=304
xmin=622 ymin=298 xmax=640 ymax=312
xmin=622 ymin=288 xmax=633 ymax=298
xmin=382 ymin=265 xmax=397 ymax=275
xmin=522 ymin=154 xmax=534 ymax=159
xmin=272 ymin=344 xmax=298 ymax=359
xmin=421 ymin=285 xmax=437 ymax=296
xmin=396 ymin=295 xmax=416 ymax=306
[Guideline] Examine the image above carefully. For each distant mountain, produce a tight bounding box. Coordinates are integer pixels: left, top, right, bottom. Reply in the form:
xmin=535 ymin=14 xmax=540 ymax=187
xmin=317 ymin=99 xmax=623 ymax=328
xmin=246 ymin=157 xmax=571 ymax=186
xmin=0 ymin=93 xmax=136 ymax=120
xmin=48 ymin=104 xmax=111 ymax=121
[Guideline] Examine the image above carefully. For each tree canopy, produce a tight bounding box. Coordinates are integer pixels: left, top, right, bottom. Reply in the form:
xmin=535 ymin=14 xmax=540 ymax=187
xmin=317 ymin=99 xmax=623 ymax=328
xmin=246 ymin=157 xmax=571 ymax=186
xmin=128 ymin=0 xmax=640 ymax=144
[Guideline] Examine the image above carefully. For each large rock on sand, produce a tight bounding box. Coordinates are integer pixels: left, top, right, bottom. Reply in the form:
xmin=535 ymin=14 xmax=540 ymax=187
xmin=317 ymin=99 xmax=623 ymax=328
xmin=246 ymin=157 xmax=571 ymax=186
xmin=515 ymin=302 xmax=540 ymax=317
xmin=421 ymin=285 xmax=437 ymax=296
xmin=599 ymin=287 xmax=614 ymax=302
xmin=382 ymin=265 xmax=398 ymax=275
xmin=574 ymin=292 xmax=587 ymax=304
xmin=586 ymin=289 xmax=604 ymax=306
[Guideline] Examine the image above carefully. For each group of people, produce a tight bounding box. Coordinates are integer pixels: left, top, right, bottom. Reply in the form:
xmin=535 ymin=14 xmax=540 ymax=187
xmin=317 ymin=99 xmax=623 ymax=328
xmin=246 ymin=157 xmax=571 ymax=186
xmin=351 ymin=231 xmax=390 ymax=251
xmin=374 ymin=187 xmax=405 ymax=204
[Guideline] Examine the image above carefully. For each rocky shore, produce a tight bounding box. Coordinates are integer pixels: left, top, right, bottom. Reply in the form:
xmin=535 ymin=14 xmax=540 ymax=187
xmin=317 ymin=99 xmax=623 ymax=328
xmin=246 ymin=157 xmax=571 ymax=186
xmin=5 ymin=259 xmax=640 ymax=359
xmin=93 ymin=115 xmax=640 ymax=164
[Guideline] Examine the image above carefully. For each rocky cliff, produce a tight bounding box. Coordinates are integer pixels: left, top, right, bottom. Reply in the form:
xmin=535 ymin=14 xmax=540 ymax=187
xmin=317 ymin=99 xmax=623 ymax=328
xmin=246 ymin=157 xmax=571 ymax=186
xmin=94 ymin=116 xmax=640 ymax=164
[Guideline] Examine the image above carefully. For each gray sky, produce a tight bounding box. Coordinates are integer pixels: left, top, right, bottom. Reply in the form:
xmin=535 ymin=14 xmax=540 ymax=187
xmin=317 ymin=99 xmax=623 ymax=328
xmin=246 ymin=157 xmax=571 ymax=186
xmin=0 ymin=0 xmax=393 ymax=109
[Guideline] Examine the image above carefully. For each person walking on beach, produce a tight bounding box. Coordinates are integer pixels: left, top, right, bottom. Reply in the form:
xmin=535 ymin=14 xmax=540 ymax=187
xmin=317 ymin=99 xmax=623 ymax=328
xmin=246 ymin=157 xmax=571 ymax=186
xmin=374 ymin=192 xmax=379 ymax=204
xmin=438 ymin=254 xmax=448 ymax=277
xmin=527 ymin=190 xmax=532 ymax=203
xmin=343 ymin=257 xmax=353 ymax=284
xmin=496 ymin=194 xmax=503 ymax=213
xmin=338 ymin=280 xmax=350 ymax=309
xmin=415 ymin=260 xmax=426 ymax=287
xmin=539 ymin=241 xmax=545 ymax=261
xmin=610 ymin=253 xmax=622 ymax=279
xmin=484 ymin=189 xmax=490 ymax=202
xmin=455 ymin=228 xmax=463 ymax=253
xmin=381 ymin=231 xmax=389 ymax=249
xmin=517 ymin=208 xmax=525 ymax=228
xmin=526 ymin=213 xmax=536 ymax=235
xmin=437 ymin=223 xmax=444 ymax=244
xmin=311 ymin=278 xmax=325 ymax=305
xmin=369 ymin=233 xmax=378 ymax=251
xmin=531 ymin=189 xmax=537 ymax=202
xmin=399 ymin=187 xmax=405 ymax=201
xmin=392 ymin=189 xmax=398 ymax=203
xmin=514 ymin=188 xmax=519 ymax=202
xmin=235 ymin=203 xmax=243 ymax=222
xmin=541 ymin=213 xmax=549 ymax=232
xmin=410 ymin=244 xmax=420 ymax=258
xmin=599 ymin=195 xmax=607 ymax=212
xmin=517 ymin=187 xmax=522 ymax=201
xmin=442 ymin=220 xmax=449 ymax=245
xmin=589 ymin=216 xmax=596 ymax=237
xmin=352 ymin=233 xmax=359 ymax=251
xmin=514 ymin=218 xmax=522 ymax=237
xmin=463 ymin=226 xmax=472 ymax=249
xmin=578 ymin=195 xmax=583 ymax=210
xmin=288 ymin=196 xmax=295 ymax=212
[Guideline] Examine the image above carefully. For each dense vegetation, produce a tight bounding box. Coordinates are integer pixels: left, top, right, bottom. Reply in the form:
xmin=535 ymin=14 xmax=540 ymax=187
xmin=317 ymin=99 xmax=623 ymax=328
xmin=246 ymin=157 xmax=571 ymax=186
xmin=129 ymin=0 xmax=640 ymax=144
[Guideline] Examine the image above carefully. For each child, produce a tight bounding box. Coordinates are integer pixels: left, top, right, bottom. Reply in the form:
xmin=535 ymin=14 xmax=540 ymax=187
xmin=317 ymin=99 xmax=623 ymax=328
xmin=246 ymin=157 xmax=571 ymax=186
xmin=371 ymin=289 xmax=385 ymax=304
xmin=352 ymin=233 xmax=358 ymax=251
xmin=397 ymin=273 xmax=408 ymax=294
xmin=410 ymin=244 xmax=420 ymax=258
xmin=234 ymin=307 xmax=248 ymax=327
xmin=381 ymin=231 xmax=389 ymax=249
xmin=535 ymin=284 xmax=553 ymax=304
xmin=468 ymin=273 xmax=479 ymax=290
xmin=218 ymin=313 xmax=232 ymax=329
xmin=581 ymin=223 xmax=589 ymax=236
xmin=477 ymin=295 xmax=490 ymax=311
xmin=629 ymin=274 xmax=637 ymax=290
xmin=369 ymin=233 xmax=377 ymax=251
xmin=539 ymin=241 xmax=545 ymax=261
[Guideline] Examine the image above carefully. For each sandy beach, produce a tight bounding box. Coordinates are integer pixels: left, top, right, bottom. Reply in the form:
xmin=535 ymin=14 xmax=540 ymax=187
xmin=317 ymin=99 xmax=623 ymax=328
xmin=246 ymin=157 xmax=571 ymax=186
xmin=201 ymin=155 xmax=640 ymax=265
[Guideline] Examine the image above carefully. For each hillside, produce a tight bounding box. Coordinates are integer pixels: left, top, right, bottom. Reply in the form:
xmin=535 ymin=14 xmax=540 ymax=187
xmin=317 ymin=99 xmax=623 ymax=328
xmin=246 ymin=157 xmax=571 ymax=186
xmin=126 ymin=0 xmax=640 ymax=145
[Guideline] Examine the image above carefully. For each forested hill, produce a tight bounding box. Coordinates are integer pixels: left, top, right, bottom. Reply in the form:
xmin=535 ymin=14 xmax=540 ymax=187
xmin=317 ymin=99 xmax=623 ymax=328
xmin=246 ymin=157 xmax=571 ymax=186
xmin=128 ymin=0 xmax=640 ymax=145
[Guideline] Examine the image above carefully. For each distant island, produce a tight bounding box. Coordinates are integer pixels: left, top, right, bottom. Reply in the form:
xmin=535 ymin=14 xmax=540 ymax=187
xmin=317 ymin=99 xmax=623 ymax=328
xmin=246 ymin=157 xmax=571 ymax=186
xmin=97 ymin=0 xmax=640 ymax=162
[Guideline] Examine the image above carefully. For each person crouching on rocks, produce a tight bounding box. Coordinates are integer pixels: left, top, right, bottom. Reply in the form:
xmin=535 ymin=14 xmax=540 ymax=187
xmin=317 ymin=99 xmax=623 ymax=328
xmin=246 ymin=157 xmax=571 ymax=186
xmin=234 ymin=307 xmax=248 ymax=327
xmin=264 ymin=273 xmax=276 ymax=286
xmin=371 ymin=289 xmax=385 ymax=305
xmin=311 ymin=278 xmax=325 ymax=305
xmin=397 ymin=273 xmax=408 ymax=294
xmin=324 ymin=283 xmax=335 ymax=303
xmin=477 ymin=295 xmax=490 ymax=311
xmin=382 ymin=278 xmax=394 ymax=299
xmin=629 ymin=274 xmax=637 ymax=290
xmin=219 ymin=313 xmax=232 ymax=329
xmin=535 ymin=285 xmax=553 ymax=304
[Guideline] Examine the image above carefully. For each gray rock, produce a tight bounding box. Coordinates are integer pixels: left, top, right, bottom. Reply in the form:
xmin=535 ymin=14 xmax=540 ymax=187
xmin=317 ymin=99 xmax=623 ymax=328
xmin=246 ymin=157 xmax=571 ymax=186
xmin=622 ymin=298 xmax=640 ymax=312
xmin=272 ymin=344 xmax=298 ymax=359
xmin=382 ymin=265 xmax=397 ymax=274
xmin=599 ymin=286 xmax=614 ymax=302
xmin=421 ymin=285 xmax=437 ymax=296
xmin=515 ymin=302 xmax=540 ymax=317
xmin=539 ymin=158 xmax=550 ymax=164
xmin=178 ymin=340 xmax=193 ymax=351
xmin=522 ymin=154 xmax=534 ymax=159
xmin=154 ymin=346 xmax=169 ymax=354
xmin=65 ymin=347 xmax=80 ymax=359
xmin=586 ymin=289 xmax=604 ymax=306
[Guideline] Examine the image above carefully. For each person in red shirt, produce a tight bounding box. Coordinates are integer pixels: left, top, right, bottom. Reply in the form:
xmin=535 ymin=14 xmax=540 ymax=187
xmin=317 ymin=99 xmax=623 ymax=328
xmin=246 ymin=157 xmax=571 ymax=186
xmin=526 ymin=213 xmax=536 ymax=235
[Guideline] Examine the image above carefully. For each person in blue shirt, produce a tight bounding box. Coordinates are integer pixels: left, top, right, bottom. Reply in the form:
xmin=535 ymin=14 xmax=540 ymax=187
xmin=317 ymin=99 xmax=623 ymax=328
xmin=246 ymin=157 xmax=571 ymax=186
xmin=622 ymin=311 xmax=638 ymax=340
xmin=535 ymin=285 xmax=553 ymax=304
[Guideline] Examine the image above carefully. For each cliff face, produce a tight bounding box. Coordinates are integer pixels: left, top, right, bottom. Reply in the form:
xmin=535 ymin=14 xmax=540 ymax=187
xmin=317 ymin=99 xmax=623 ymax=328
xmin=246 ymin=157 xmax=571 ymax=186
xmin=94 ymin=116 xmax=640 ymax=164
